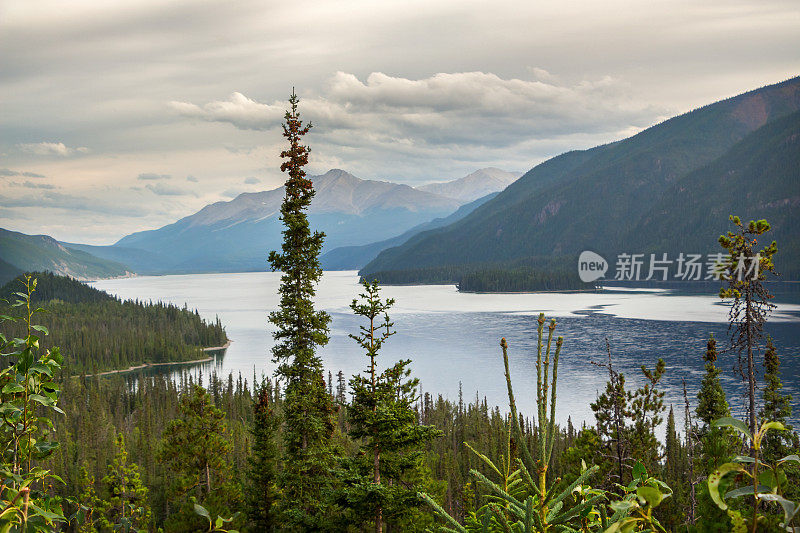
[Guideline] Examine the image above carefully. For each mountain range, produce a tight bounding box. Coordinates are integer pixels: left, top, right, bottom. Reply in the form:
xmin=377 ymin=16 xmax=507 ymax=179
xmin=360 ymin=76 xmax=800 ymax=283
xmin=1 ymin=168 xmax=517 ymax=280
xmin=416 ymin=168 xmax=519 ymax=203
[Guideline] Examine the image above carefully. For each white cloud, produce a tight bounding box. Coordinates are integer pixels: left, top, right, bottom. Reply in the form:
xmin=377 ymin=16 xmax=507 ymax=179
xmin=16 ymin=142 xmax=89 ymax=157
xmin=170 ymin=92 xmax=284 ymax=131
xmin=171 ymin=71 xmax=665 ymax=153
xmin=243 ymin=176 xmax=260 ymax=184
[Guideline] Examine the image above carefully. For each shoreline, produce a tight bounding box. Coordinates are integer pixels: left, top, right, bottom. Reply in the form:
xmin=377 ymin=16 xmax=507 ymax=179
xmin=78 ymin=338 xmax=232 ymax=377
xmin=203 ymin=339 xmax=233 ymax=351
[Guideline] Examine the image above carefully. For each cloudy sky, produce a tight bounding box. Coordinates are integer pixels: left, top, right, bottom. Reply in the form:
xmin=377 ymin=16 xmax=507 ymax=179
xmin=1 ymin=0 xmax=798 ymax=244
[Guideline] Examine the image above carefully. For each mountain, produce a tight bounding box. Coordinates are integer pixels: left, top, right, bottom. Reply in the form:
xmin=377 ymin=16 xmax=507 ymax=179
xmin=631 ymin=109 xmax=800 ymax=274
xmin=416 ymin=168 xmax=520 ymax=203
xmin=361 ymin=77 xmax=800 ymax=283
xmin=0 ymin=228 xmax=131 ymax=281
xmin=320 ymin=192 xmax=500 ymax=270
xmin=111 ymin=169 xmax=461 ymax=273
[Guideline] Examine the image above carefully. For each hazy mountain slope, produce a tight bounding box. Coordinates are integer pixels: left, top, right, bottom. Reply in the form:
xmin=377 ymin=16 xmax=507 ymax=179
xmin=61 ymin=242 xmax=170 ymax=274
xmin=0 ymin=257 xmax=23 ymax=286
xmin=112 ymin=169 xmax=461 ymax=273
xmin=417 ymin=168 xmax=520 ymax=202
xmin=0 ymin=228 xmax=130 ymax=280
xmin=361 ymin=77 xmax=800 ymax=279
xmin=321 ymin=192 xmax=500 ymax=270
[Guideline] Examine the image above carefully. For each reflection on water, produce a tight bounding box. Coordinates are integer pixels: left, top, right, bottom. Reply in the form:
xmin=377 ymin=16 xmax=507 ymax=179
xmin=93 ymin=271 xmax=800 ymax=428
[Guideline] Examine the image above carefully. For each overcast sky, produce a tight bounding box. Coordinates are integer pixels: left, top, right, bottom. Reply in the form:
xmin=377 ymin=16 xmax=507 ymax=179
xmin=1 ymin=0 xmax=798 ymax=244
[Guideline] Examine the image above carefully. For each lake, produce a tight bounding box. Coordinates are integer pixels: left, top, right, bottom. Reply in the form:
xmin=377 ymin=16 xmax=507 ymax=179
xmin=93 ymin=271 xmax=800 ymax=428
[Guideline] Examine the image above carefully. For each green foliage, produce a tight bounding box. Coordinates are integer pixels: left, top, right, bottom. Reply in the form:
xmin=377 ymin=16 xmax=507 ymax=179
xmin=245 ymin=378 xmax=280 ymax=531
xmin=760 ymin=336 xmax=797 ymax=464
xmin=708 ymin=416 xmax=799 ymax=532
xmin=95 ymin=434 xmax=151 ymax=532
xmin=718 ymin=215 xmax=778 ymax=436
xmin=342 ymin=280 xmax=441 ymax=531
xmin=158 ymin=385 xmax=242 ymax=532
xmin=193 ymin=502 xmax=240 ymax=533
xmin=627 ymin=358 xmax=666 ymax=473
xmin=419 ymin=315 xmax=680 ymax=533
xmin=0 ymin=274 xmax=68 ymax=531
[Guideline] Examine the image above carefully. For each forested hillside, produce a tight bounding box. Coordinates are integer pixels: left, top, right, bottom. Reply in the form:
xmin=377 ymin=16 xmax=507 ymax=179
xmin=0 ymin=272 xmax=226 ymax=373
xmin=361 ymin=76 xmax=800 ymax=286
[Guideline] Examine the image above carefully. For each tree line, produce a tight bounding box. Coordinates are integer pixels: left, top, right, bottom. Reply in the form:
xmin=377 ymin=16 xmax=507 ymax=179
xmin=0 ymin=272 xmax=227 ymax=374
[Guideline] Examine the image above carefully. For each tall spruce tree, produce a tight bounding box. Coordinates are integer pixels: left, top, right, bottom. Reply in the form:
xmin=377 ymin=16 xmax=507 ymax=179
xmin=246 ymin=378 xmax=280 ymax=531
xmin=344 ymin=280 xmax=440 ymax=532
xmin=267 ymin=90 xmax=338 ymax=529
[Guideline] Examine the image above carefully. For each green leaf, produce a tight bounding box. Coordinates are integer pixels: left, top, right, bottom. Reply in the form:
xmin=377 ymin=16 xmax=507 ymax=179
xmin=1 ymin=383 xmax=24 ymax=394
xmin=732 ymin=455 xmax=756 ymax=463
xmin=757 ymin=494 xmax=799 ymax=525
xmin=29 ymin=394 xmax=54 ymax=407
xmin=725 ymin=485 xmax=771 ymax=499
xmin=713 ymin=417 xmax=752 ymax=440
xmin=30 ymin=325 xmax=49 ymax=335
xmin=632 ymin=461 xmax=647 ymax=481
xmin=708 ymin=463 xmax=749 ymax=510
xmin=193 ymin=503 xmax=210 ymax=520
xmin=28 ymin=363 xmax=52 ymax=377
xmin=778 ymin=454 xmax=800 ymax=466
xmin=636 ymin=486 xmax=664 ymax=508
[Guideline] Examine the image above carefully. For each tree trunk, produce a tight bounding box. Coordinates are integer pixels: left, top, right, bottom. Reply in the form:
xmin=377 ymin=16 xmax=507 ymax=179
xmin=745 ymin=288 xmax=756 ymax=437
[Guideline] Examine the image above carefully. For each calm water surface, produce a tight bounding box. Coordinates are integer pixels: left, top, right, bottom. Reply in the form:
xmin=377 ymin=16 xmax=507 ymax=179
xmin=93 ymin=271 xmax=800 ymax=427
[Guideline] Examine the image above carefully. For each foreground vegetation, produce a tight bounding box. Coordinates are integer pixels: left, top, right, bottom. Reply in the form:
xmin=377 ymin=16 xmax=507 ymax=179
xmin=0 ymin=94 xmax=797 ymax=532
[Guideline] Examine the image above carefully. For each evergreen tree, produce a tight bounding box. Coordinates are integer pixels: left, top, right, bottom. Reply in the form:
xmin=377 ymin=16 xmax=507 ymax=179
xmin=590 ymin=342 xmax=630 ymax=488
xmin=267 ymin=90 xmax=338 ymax=529
xmin=246 ymin=378 xmax=280 ymax=531
xmin=77 ymin=466 xmax=100 ymax=533
xmin=695 ymin=334 xmax=735 ymax=532
xmin=759 ymin=336 xmax=798 ymax=464
xmin=718 ymin=216 xmax=778 ymax=436
xmin=661 ymin=406 xmax=689 ymax=531
xmin=96 ymin=434 xmax=151 ymax=532
xmin=344 ymin=280 xmax=440 ymax=532
xmin=626 ymin=358 xmax=666 ymax=472
xmin=158 ymin=385 xmax=241 ymax=532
